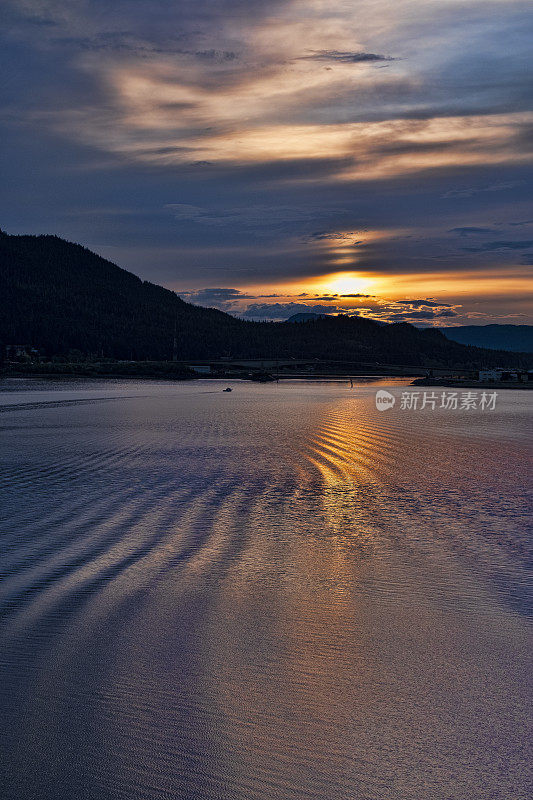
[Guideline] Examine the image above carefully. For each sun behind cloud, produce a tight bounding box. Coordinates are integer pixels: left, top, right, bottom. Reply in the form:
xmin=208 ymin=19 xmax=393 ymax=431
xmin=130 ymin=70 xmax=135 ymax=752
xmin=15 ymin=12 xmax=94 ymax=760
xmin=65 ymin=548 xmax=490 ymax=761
xmin=319 ymin=272 xmax=373 ymax=296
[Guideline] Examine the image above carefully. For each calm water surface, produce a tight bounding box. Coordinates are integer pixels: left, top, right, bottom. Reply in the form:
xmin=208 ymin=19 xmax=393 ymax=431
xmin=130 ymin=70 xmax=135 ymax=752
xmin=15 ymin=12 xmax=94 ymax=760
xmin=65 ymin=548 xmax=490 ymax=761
xmin=1 ymin=378 xmax=531 ymax=800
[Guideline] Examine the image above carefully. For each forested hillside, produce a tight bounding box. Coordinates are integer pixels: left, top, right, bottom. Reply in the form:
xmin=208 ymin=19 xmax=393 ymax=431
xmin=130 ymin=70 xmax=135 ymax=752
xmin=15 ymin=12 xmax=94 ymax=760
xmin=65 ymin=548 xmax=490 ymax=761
xmin=1 ymin=231 xmax=530 ymax=369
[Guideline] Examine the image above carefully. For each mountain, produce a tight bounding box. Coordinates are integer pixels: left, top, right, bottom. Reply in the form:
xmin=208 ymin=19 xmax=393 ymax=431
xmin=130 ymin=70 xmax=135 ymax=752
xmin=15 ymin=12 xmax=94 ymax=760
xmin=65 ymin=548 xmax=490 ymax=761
xmin=440 ymin=325 xmax=533 ymax=353
xmin=1 ymin=230 xmax=530 ymax=369
xmin=0 ymin=230 xmax=244 ymax=361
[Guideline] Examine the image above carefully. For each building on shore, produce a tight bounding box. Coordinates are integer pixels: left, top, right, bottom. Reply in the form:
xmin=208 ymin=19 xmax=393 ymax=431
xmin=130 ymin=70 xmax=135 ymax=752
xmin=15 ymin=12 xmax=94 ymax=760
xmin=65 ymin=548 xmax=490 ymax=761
xmin=4 ymin=344 xmax=40 ymax=361
xmin=478 ymin=369 xmax=533 ymax=382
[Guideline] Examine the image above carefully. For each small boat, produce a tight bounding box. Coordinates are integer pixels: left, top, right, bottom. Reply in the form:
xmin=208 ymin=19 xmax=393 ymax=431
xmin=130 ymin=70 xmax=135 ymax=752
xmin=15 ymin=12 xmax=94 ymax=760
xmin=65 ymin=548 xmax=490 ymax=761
xmin=223 ymin=387 xmax=233 ymax=392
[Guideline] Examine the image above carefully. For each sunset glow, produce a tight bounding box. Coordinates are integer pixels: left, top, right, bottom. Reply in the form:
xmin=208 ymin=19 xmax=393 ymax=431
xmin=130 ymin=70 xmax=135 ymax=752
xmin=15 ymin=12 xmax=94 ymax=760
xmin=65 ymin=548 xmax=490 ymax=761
xmin=2 ymin=0 xmax=532 ymax=325
xmin=316 ymin=273 xmax=374 ymax=297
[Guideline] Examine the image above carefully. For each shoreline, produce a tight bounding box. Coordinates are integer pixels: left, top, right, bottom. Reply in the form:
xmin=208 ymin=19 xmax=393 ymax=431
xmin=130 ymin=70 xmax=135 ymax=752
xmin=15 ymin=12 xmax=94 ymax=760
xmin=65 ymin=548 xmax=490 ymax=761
xmin=411 ymin=378 xmax=533 ymax=390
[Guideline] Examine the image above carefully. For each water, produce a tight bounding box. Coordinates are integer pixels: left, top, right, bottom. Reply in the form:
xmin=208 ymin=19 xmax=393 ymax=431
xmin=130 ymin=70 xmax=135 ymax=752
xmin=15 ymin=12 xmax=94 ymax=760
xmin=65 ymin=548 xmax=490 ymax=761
xmin=0 ymin=378 xmax=531 ymax=800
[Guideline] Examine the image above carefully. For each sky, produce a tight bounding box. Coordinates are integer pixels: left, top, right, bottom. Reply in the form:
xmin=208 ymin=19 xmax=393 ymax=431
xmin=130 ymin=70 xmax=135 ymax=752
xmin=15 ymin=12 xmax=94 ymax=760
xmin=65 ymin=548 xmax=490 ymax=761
xmin=1 ymin=0 xmax=532 ymax=324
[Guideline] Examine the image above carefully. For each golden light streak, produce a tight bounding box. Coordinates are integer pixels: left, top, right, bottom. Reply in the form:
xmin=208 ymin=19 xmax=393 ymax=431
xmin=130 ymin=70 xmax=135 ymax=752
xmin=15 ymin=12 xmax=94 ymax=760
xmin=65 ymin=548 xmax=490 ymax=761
xmin=368 ymin=270 xmax=533 ymax=299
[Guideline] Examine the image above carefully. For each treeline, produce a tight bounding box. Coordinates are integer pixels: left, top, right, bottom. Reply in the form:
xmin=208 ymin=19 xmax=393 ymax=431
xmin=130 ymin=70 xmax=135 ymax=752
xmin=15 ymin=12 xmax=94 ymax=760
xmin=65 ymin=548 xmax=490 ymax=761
xmin=1 ymin=230 xmax=531 ymax=369
xmin=4 ymin=360 xmax=196 ymax=379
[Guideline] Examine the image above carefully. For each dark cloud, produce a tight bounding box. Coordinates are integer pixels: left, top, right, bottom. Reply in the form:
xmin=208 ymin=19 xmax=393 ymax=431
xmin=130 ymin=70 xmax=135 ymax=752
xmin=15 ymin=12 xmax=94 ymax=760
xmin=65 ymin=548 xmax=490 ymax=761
xmin=180 ymin=287 xmax=289 ymax=311
xmin=463 ymin=240 xmax=533 ymax=253
xmin=375 ymin=140 xmax=474 ymax=157
xmin=301 ymin=51 xmax=395 ymax=64
xmin=304 ymin=231 xmax=365 ymax=242
xmin=442 ymin=181 xmax=526 ymax=199
xmin=181 ymin=288 xmax=251 ymax=301
xmin=192 ymin=50 xmax=239 ymax=61
xmin=179 ymin=287 xmax=258 ymax=310
xmin=48 ymin=35 xmax=238 ymax=61
xmin=448 ymin=227 xmax=497 ymax=237
xmin=386 ymin=309 xmax=458 ymax=321
xmin=396 ymin=300 xmax=453 ymax=308
xmin=165 ymin=203 xmax=349 ymax=231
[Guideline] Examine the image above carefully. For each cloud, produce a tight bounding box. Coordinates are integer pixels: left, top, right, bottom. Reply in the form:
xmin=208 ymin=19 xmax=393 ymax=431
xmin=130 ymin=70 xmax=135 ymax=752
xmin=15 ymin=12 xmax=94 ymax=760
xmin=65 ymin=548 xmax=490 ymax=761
xmin=165 ymin=203 xmax=349 ymax=232
xmin=434 ymin=310 xmax=457 ymax=318
xmin=179 ymin=287 xmax=259 ymax=311
xmin=10 ymin=0 xmax=530 ymax=181
xmin=301 ymin=51 xmax=395 ymax=64
xmin=181 ymin=287 xmax=250 ymax=300
xmin=386 ymin=309 xmax=458 ymax=321
xmin=463 ymin=240 xmax=533 ymax=253
xmin=396 ymin=299 xmax=453 ymax=308
xmin=448 ymin=227 xmax=497 ymax=237
xmin=442 ymin=181 xmax=526 ymax=199
xmin=192 ymin=50 xmax=239 ymax=62
xmin=198 ymin=294 xmax=461 ymax=323
xmin=305 ymin=231 xmax=365 ymax=242
xmin=52 ymin=34 xmax=241 ymax=60
xmin=165 ymin=204 xmax=206 ymax=221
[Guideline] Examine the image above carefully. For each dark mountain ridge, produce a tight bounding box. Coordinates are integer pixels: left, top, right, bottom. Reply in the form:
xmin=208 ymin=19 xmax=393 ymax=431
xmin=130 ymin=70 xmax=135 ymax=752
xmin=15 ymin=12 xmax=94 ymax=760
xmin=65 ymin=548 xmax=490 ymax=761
xmin=440 ymin=325 xmax=533 ymax=353
xmin=1 ymin=231 xmax=530 ymax=369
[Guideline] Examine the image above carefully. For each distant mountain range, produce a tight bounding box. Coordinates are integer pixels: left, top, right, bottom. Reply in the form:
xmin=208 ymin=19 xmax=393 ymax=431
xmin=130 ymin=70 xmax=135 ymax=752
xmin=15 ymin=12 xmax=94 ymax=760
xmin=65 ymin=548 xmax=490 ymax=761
xmin=440 ymin=325 xmax=533 ymax=353
xmin=1 ymin=230 xmax=531 ymax=369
